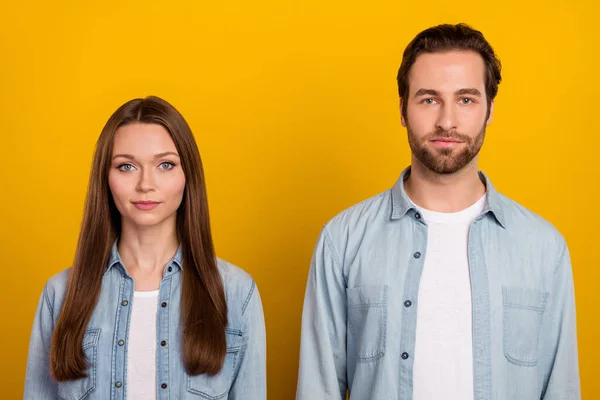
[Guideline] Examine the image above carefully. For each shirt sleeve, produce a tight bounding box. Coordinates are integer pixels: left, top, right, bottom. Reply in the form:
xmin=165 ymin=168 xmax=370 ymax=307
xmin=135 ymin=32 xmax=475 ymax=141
xmin=540 ymin=242 xmax=581 ymax=399
xmin=229 ymin=280 xmax=267 ymax=399
xmin=24 ymin=283 xmax=58 ymax=399
xmin=296 ymin=227 xmax=347 ymax=400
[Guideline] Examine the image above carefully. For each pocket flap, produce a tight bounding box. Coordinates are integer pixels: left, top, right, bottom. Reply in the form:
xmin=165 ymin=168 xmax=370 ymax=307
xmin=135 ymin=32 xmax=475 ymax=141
xmin=502 ymin=286 xmax=549 ymax=312
xmin=82 ymin=329 xmax=100 ymax=350
xmin=346 ymin=285 xmax=388 ymax=307
xmin=225 ymin=328 xmax=243 ymax=353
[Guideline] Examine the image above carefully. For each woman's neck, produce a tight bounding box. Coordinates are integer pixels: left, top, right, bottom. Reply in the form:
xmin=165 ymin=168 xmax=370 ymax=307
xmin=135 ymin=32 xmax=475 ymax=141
xmin=117 ymin=221 xmax=179 ymax=291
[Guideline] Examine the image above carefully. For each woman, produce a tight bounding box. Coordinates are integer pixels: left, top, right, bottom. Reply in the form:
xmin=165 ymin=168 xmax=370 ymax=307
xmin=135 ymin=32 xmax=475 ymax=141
xmin=24 ymin=96 xmax=266 ymax=399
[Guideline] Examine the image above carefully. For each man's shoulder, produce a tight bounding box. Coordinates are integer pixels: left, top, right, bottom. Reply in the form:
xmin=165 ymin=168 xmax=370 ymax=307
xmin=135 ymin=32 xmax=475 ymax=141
xmin=495 ymin=191 xmax=567 ymax=247
xmin=323 ymin=189 xmax=392 ymax=236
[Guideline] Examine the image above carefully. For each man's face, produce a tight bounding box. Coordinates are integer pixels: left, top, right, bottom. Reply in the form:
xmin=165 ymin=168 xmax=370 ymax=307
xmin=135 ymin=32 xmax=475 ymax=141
xmin=402 ymin=50 xmax=493 ymax=174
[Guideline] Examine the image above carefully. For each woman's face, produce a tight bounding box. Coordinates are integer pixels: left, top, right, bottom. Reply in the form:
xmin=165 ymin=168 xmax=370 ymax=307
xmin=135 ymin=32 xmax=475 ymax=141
xmin=108 ymin=123 xmax=186 ymax=230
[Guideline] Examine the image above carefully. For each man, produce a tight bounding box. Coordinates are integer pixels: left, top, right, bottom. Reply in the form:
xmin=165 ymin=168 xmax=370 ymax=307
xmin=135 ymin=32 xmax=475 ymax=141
xmin=296 ymin=23 xmax=580 ymax=400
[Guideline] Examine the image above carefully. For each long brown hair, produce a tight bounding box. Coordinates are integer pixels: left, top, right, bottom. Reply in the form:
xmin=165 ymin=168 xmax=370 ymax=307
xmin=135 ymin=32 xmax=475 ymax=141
xmin=50 ymin=96 xmax=227 ymax=380
xmin=397 ymin=23 xmax=502 ymax=118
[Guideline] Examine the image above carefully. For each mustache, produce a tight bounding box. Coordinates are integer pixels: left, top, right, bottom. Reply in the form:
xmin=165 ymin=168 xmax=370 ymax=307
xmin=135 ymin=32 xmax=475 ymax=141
xmin=424 ymin=129 xmax=472 ymax=142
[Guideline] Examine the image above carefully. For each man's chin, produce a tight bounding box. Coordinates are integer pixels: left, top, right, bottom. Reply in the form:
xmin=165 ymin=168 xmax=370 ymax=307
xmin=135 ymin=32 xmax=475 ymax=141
xmin=419 ymin=155 xmax=470 ymax=175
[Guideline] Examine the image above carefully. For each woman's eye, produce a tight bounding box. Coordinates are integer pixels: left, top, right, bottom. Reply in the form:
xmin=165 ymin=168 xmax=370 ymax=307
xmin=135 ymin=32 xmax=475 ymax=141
xmin=159 ymin=162 xmax=175 ymax=170
xmin=118 ymin=164 xmax=135 ymax=172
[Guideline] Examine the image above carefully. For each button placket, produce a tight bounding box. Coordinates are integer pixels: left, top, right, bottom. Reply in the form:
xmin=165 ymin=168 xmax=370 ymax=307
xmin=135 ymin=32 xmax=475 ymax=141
xmin=397 ymin=218 xmax=427 ymax=389
xmin=156 ymin=274 xmax=173 ymax=397
xmin=114 ymin=275 xmax=133 ymax=397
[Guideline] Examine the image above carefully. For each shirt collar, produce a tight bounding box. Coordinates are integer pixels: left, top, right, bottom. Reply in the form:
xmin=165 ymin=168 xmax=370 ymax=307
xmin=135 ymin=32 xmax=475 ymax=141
xmin=390 ymin=166 xmax=506 ymax=228
xmin=106 ymin=239 xmax=184 ymax=272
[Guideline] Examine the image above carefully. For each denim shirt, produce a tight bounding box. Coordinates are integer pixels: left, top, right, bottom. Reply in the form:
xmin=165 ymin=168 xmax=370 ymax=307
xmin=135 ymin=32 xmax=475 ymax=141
xmin=297 ymin=168 xmax=580 ymax=400
xmin=24 ymin=242 xmax=266 ymax=400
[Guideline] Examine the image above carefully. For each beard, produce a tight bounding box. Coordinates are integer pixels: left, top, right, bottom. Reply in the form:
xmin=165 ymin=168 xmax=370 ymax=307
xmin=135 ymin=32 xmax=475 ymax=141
xmin=407 ymin=123 xmax=486 ymax=174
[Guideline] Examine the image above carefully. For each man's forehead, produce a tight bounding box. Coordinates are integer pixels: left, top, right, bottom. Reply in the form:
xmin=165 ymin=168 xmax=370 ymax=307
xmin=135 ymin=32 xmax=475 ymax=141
xmin=412 ymin=50 xmax=484 ymax=67
xmin=408 ymin=50 xmax=486 ymax=90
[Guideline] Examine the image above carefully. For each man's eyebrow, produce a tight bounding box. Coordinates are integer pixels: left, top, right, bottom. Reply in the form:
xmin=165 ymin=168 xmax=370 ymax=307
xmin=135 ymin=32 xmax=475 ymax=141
xmin=455 ymin=88 xmax=482 ymax=96
xmin=414 ymin=89 xmax=439 ymax=97
xmin=414 ymin=88 xmax=482 ymax=97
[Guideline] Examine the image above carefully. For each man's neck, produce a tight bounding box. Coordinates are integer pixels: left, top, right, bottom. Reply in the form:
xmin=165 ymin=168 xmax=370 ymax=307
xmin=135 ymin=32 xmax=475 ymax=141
xmin=404 ymin=158 xmax=486 ymax=213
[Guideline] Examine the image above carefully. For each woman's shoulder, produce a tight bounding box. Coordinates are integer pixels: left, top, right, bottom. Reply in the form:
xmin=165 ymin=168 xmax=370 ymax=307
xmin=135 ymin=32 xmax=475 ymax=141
xmin=40 ymin=267 xmax=72 ymax=311
xmin=45 ymin=267 xmax=70 ymax=292
xmin=216 ymin=257 xmax=255 ymax=294
xmin=216 ymin=258 xmax=259 ymax=317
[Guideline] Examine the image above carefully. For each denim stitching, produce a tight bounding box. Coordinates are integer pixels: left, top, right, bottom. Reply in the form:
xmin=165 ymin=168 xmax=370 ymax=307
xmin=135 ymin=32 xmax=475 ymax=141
xmin=241 ymin=280 xmax=255 ymax=316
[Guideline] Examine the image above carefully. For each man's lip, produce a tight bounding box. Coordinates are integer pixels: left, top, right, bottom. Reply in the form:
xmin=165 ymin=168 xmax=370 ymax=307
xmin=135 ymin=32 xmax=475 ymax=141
xmin=431 ymin=138 xmax=462 ymax=142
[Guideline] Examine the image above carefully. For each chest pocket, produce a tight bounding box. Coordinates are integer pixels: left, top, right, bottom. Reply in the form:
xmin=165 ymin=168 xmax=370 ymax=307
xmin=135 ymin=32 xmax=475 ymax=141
xmin=187 ymin=328 xmax=244 ymax=399
xmin=347 ymin=285 xmax=388 ymax=363
xmin=502 ymin=286 xmax=549 ymax=367
xmin=57 ymin=329 xmax=100 ymax=400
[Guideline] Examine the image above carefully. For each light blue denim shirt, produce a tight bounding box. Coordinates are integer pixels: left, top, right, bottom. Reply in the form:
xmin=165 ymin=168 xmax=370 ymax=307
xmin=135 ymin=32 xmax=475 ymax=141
xmin=24 ymin=242 xmax=266 ymax=400
xmin=297 ymin=167 xmax=580 ymax=400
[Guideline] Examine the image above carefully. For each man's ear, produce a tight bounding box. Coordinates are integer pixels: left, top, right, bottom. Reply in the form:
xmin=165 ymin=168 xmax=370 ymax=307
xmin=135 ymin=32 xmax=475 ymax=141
xmin=400 ymin=99 xmax=407 ymax=127
xmin=486 ymin=101 xmax=494 ymax=126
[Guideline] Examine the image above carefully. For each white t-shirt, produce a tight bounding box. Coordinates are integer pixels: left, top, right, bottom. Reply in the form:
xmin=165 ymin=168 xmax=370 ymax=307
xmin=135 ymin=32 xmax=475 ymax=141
xmin=412 ymin=194 xmax=487 ymax=400
xmin=126 ymin=290 xmax=159 ymax=400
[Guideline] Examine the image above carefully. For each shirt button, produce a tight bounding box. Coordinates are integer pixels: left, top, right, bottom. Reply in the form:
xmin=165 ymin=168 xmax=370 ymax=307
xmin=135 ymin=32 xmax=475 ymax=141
xmin=161 ymin=302 xmax=167 ymax=308
xmin=413 ymin=252 xmax=421 ymax=259
xmin=118 ymin=340 xmax=125 ymax=346
xmin=404 ymin=300 xmax=412 ymax=307
xmin=121 ymin=300 xmax=128 ymax=306
xmin=115 ymin=381 xmax=122 ymax=388
xmin=161 ymin=383 xmax=168 ymax=389
xmin=401 ymin=352 xmax=409 ymax=360
xmin=415 ymin=212 xmax=421 ymax=220
xmin=161 ymin=340 xmax=167 ymax=346
xmin=167 ymin=266 xmax=173 ymax=272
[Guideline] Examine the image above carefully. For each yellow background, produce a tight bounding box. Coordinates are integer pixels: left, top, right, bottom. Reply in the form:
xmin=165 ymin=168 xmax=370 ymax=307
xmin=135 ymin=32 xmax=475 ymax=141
xmin=1 ymin=0 xmax=598 ymax=398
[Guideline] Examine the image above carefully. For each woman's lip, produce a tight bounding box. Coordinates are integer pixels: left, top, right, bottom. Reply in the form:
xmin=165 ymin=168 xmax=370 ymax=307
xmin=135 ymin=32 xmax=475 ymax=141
xmin=132 ymin=201 xmax=160 ymax=210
